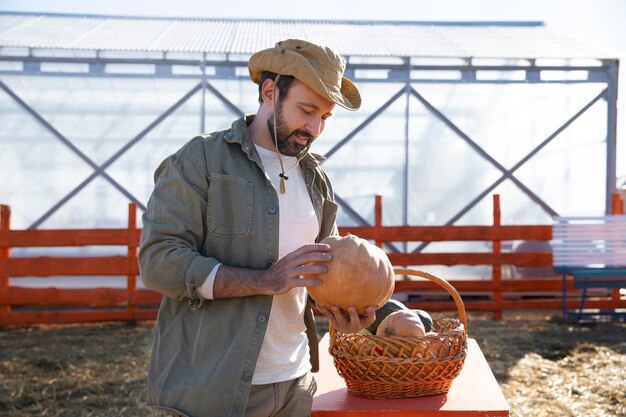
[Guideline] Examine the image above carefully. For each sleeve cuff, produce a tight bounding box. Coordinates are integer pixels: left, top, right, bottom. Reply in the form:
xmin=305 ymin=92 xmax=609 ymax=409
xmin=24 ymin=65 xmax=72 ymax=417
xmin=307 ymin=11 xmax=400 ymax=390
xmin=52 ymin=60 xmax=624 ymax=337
xmin=197 ymin=263 xmax=221 ymax=300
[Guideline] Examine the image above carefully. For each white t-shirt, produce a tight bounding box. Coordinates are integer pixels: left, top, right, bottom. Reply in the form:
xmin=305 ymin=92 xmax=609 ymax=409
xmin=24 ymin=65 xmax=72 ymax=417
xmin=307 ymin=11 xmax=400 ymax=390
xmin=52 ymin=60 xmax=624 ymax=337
xmin=197 ymin=144 xmax=319 ymax=384
xmin=251 ymin=145 xmax=319 ymax=384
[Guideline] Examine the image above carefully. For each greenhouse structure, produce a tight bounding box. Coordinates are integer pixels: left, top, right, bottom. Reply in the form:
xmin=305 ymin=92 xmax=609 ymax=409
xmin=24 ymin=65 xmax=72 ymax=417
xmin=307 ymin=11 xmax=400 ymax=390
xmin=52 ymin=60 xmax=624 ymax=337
xmin=0 ymin=13 xmax=620 ymax=241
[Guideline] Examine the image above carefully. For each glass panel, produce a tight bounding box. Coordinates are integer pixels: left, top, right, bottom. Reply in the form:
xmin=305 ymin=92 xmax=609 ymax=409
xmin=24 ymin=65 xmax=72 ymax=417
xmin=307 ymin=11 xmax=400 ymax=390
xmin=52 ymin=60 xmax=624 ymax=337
xmin=406 ymin=85 xmax=502 ymax=227
xmin=107 ymin=89 xmax=206 ymax=210
xmin=316 ymin=82 xmax=406 ymax=156
xmin=41 ymin=176 xmax=132 ymax=229
xmin=0 ymin=80 xmax=94 ymax=229
xmin=0 ymin=73 xmax=613 ymax=232
xmin=325 ymin=91 xmax=408 ymax=227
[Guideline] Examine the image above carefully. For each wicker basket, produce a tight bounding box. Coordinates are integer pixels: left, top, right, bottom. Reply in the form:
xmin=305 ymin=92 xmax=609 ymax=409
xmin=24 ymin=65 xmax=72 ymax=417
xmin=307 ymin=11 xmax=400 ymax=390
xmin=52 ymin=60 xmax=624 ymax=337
xmin=329 ymin=268 xmax=468 ymax=399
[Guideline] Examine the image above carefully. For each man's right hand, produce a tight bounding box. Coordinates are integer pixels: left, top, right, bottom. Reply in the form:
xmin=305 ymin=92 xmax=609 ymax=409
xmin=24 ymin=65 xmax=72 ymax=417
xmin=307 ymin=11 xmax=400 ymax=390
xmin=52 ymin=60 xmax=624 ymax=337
xmin=212 ymin=243 xmax=332 ymax=298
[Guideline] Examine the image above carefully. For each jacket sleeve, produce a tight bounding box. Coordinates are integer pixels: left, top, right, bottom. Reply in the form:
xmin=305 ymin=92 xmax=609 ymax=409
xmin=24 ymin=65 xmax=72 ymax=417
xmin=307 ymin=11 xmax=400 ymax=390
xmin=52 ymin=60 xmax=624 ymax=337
xmin=138 ymin=142 xmax=219 ymax=301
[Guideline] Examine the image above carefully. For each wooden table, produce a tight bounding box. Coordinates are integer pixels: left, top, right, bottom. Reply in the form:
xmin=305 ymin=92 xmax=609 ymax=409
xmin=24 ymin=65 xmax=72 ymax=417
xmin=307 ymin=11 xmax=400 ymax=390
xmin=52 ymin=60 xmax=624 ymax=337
xmin=312 ymin=335 xmax=509 ymax=416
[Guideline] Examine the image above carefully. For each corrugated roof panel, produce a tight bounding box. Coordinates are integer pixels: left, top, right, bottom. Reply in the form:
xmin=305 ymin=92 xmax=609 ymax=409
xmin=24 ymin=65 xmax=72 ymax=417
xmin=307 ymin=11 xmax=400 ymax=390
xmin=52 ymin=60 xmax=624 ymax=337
xmin=0 ymin=13 xmax=617 ymax=59
xmin=0 ymin=13 xmax=29 ymax=32
xmin=2 ymin=15 xmax=105 ymax=48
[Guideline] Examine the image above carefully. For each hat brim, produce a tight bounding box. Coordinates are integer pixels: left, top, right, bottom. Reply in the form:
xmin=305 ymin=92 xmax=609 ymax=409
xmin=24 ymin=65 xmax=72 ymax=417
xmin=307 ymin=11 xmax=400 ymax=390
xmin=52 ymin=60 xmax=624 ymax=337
xmin=249 ymin=48 xmax=361 ymax=111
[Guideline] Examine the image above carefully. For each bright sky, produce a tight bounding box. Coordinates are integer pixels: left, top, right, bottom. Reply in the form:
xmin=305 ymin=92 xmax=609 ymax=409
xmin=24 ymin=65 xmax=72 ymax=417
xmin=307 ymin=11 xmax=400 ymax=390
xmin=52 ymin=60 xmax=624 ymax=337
xmin=2 ymin=0 xmax=626 ymax=178
xmin=0 ymin=0 xmax=624 ymax=52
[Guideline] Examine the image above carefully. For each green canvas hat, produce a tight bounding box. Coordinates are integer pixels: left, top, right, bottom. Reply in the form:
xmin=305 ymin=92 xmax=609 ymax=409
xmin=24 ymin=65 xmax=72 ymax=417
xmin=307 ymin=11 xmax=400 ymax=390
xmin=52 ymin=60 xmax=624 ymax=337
xmin=248 ymin=39 xmax=361 ymax=111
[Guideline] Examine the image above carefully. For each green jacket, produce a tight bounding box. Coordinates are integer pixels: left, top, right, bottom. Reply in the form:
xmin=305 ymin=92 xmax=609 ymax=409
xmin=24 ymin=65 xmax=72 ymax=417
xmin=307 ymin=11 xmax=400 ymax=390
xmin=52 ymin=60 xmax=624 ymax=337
xmin=139 ymin=115 xmax=338 ymax=417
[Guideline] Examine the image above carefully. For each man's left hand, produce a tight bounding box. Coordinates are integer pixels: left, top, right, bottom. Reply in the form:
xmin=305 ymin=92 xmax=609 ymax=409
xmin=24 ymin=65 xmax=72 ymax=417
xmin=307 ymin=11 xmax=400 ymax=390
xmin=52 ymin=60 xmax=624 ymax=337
xmin=318 ymin=305 xmax=376 ymax=334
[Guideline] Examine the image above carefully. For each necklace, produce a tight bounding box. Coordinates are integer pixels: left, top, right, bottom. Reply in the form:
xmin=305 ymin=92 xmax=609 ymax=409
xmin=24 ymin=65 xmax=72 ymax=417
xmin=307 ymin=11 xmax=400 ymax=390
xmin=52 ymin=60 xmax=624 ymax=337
xmin=277 ymin=152 xmax=307 ymax=193
xmin=271 ymin=74 xmax=311 ymax=194
xmin=278 ymin=158 xmax=299 ymax=181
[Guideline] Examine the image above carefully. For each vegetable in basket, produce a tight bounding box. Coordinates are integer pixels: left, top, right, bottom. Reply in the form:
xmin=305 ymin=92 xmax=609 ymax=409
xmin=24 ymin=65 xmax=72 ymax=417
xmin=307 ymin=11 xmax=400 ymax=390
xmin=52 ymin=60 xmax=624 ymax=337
xmin=365 ymin=299 xmax=434 ymax=334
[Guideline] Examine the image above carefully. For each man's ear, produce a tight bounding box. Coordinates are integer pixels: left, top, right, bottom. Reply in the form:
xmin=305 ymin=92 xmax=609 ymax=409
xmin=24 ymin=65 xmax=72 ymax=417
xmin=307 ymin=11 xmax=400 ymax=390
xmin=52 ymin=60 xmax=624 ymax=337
xmin=260 ymin=78 xmax=276 ymax=106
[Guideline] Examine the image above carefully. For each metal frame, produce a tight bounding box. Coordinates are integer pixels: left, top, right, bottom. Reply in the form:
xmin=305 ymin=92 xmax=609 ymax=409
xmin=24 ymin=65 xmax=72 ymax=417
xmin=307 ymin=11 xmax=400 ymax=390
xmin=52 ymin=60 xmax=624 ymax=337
xmin=0 ymin=50 xmax=619 ymax=229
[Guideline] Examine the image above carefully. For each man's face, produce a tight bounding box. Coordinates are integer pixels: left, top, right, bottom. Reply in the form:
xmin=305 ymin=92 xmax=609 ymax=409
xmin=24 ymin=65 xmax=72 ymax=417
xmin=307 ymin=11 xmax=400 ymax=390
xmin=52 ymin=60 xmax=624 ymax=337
xmin=266 ymin=79 xmax=335 ymax=157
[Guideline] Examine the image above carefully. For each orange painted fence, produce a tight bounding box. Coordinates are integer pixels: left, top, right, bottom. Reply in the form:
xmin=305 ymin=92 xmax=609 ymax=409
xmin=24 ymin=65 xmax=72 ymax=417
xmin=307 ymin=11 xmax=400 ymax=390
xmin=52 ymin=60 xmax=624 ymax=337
xmin=0 ymin=204 xmax=159 ymax=327
xmin=344 ymin=194 xmax=624 ymax=319
xmin=1 ymin=194 xmax=624 ymax=327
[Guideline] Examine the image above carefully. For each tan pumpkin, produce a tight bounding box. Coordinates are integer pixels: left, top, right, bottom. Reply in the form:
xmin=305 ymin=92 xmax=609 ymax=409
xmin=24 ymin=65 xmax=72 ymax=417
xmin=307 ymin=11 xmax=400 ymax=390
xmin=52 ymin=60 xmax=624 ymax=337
xmin=307 ymin=234 xmax=394 ymax=315
xmin=376 ymin=310 xmax=426 ymax=337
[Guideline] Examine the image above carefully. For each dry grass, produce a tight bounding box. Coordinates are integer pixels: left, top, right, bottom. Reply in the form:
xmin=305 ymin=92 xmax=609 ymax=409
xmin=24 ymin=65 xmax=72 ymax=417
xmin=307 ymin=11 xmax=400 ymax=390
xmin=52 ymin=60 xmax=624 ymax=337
xmin=468 ymin=312 xmax=625 ymax=417
xmin=1 ymin=312 xmax=624 ymax=417
xmin=0 ymin=323 xmax=154 ymax=417
xmin=503 ymin=344 xmax=625 ymax=417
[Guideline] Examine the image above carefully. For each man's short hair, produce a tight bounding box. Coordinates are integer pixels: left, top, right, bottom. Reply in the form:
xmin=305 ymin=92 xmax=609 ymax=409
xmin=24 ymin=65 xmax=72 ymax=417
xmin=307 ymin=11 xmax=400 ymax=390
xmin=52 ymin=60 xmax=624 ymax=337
xmin=257 ymin=72 xmax=296 ymax=104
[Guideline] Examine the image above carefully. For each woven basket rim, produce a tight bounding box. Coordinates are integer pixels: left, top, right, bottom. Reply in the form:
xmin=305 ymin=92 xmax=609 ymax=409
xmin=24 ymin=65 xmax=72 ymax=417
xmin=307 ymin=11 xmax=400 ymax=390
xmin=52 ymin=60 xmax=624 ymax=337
xmin=331 ymin=348 xmax=467 ymax=363
xmin=332 ymin=318 xmax=466 ymax=347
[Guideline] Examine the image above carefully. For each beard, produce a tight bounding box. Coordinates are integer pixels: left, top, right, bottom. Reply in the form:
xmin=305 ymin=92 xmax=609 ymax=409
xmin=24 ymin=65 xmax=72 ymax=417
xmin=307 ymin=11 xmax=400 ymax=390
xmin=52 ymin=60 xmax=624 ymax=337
xmin=266 ymin=104 xmax=314 ymax=157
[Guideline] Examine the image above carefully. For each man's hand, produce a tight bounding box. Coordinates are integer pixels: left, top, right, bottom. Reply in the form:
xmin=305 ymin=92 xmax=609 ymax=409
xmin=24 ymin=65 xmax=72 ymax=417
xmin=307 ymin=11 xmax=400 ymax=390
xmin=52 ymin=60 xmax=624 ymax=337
xmin=260 ymin=243 xmax=332 ymax=294
xmin=317 ymin=305 xmax=376 ymax=334
xmin=213 ymin=243 xmax=332 ymax=298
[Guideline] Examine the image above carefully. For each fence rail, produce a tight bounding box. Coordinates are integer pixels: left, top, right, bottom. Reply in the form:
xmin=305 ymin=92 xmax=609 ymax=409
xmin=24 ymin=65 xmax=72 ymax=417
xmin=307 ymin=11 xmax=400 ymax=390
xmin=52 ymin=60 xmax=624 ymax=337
xmin=1 ymin=194 xmax=624 ymax=328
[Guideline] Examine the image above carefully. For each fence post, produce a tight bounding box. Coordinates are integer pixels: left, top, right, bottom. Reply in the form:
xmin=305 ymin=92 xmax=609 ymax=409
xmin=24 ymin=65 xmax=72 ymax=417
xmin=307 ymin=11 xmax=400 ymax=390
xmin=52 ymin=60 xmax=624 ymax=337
xmin=611 ymin=192 xmax=624 ymax=215
xmin=127 ymin=203 xmax=138 ymax=323
xmin=374 ymin=195 xmax=382 ymax=248
xmin=0 ymin=205 xmax=11 ymax=328
xmin=492 ymin=195 xmax=503 ymax=319
xmin=609 ymin=193 xmax=624 ymax=308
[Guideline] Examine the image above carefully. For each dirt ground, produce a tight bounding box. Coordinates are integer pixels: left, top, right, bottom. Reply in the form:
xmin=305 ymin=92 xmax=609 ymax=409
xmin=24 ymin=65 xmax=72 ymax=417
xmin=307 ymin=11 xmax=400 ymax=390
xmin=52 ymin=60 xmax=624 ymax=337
xmin=0 ymin=311 xmax=624 ymax=417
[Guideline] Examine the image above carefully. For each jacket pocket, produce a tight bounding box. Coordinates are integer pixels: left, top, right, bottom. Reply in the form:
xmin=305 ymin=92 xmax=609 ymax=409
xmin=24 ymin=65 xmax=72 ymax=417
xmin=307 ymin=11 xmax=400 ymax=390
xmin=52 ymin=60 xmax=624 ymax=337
xmin=207 ymin=174 xmax=253 ymax=237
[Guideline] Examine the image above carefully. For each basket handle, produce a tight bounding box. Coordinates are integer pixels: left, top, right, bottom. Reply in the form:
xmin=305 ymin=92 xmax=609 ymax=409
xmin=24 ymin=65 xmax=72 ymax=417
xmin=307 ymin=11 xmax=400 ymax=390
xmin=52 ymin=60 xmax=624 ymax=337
xmin=394 ymin=268 xmax=467 ymax=332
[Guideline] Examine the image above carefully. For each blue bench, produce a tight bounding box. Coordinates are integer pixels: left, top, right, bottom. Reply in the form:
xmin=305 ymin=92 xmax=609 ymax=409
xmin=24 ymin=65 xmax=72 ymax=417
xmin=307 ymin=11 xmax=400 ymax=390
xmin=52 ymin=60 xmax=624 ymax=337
xmin=552 ymin=215 xmax=626 ymax=319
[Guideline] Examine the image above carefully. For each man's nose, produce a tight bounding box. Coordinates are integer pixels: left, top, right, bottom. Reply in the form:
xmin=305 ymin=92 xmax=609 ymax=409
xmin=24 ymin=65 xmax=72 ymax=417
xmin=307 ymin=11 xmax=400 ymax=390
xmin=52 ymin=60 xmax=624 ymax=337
xmin=306 ymin=118 xmax=323 ymax=137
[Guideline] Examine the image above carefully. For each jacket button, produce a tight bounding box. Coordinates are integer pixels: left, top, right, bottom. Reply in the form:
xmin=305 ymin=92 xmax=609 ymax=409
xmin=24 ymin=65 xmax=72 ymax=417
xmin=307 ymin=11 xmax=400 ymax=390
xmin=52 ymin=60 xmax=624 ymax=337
xmin=257 ymin=313 xmax=267 ymax=323
xmin=242 ymin=371 xmax=253 ymax=381
xmin=267 ymin=205 xmax=277 ymax=214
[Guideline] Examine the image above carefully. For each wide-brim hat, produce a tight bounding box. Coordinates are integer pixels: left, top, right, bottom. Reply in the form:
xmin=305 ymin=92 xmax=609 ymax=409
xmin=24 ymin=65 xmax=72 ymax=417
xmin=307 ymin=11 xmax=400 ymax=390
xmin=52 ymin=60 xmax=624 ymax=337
xmin=248 ymin=39 xmax=361 ymax=111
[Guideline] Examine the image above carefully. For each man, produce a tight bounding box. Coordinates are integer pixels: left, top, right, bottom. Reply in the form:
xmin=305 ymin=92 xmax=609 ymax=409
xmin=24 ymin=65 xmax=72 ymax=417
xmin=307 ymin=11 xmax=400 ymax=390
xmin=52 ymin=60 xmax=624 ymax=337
xmin=139 ymin=39 xmax=375 ymax=417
